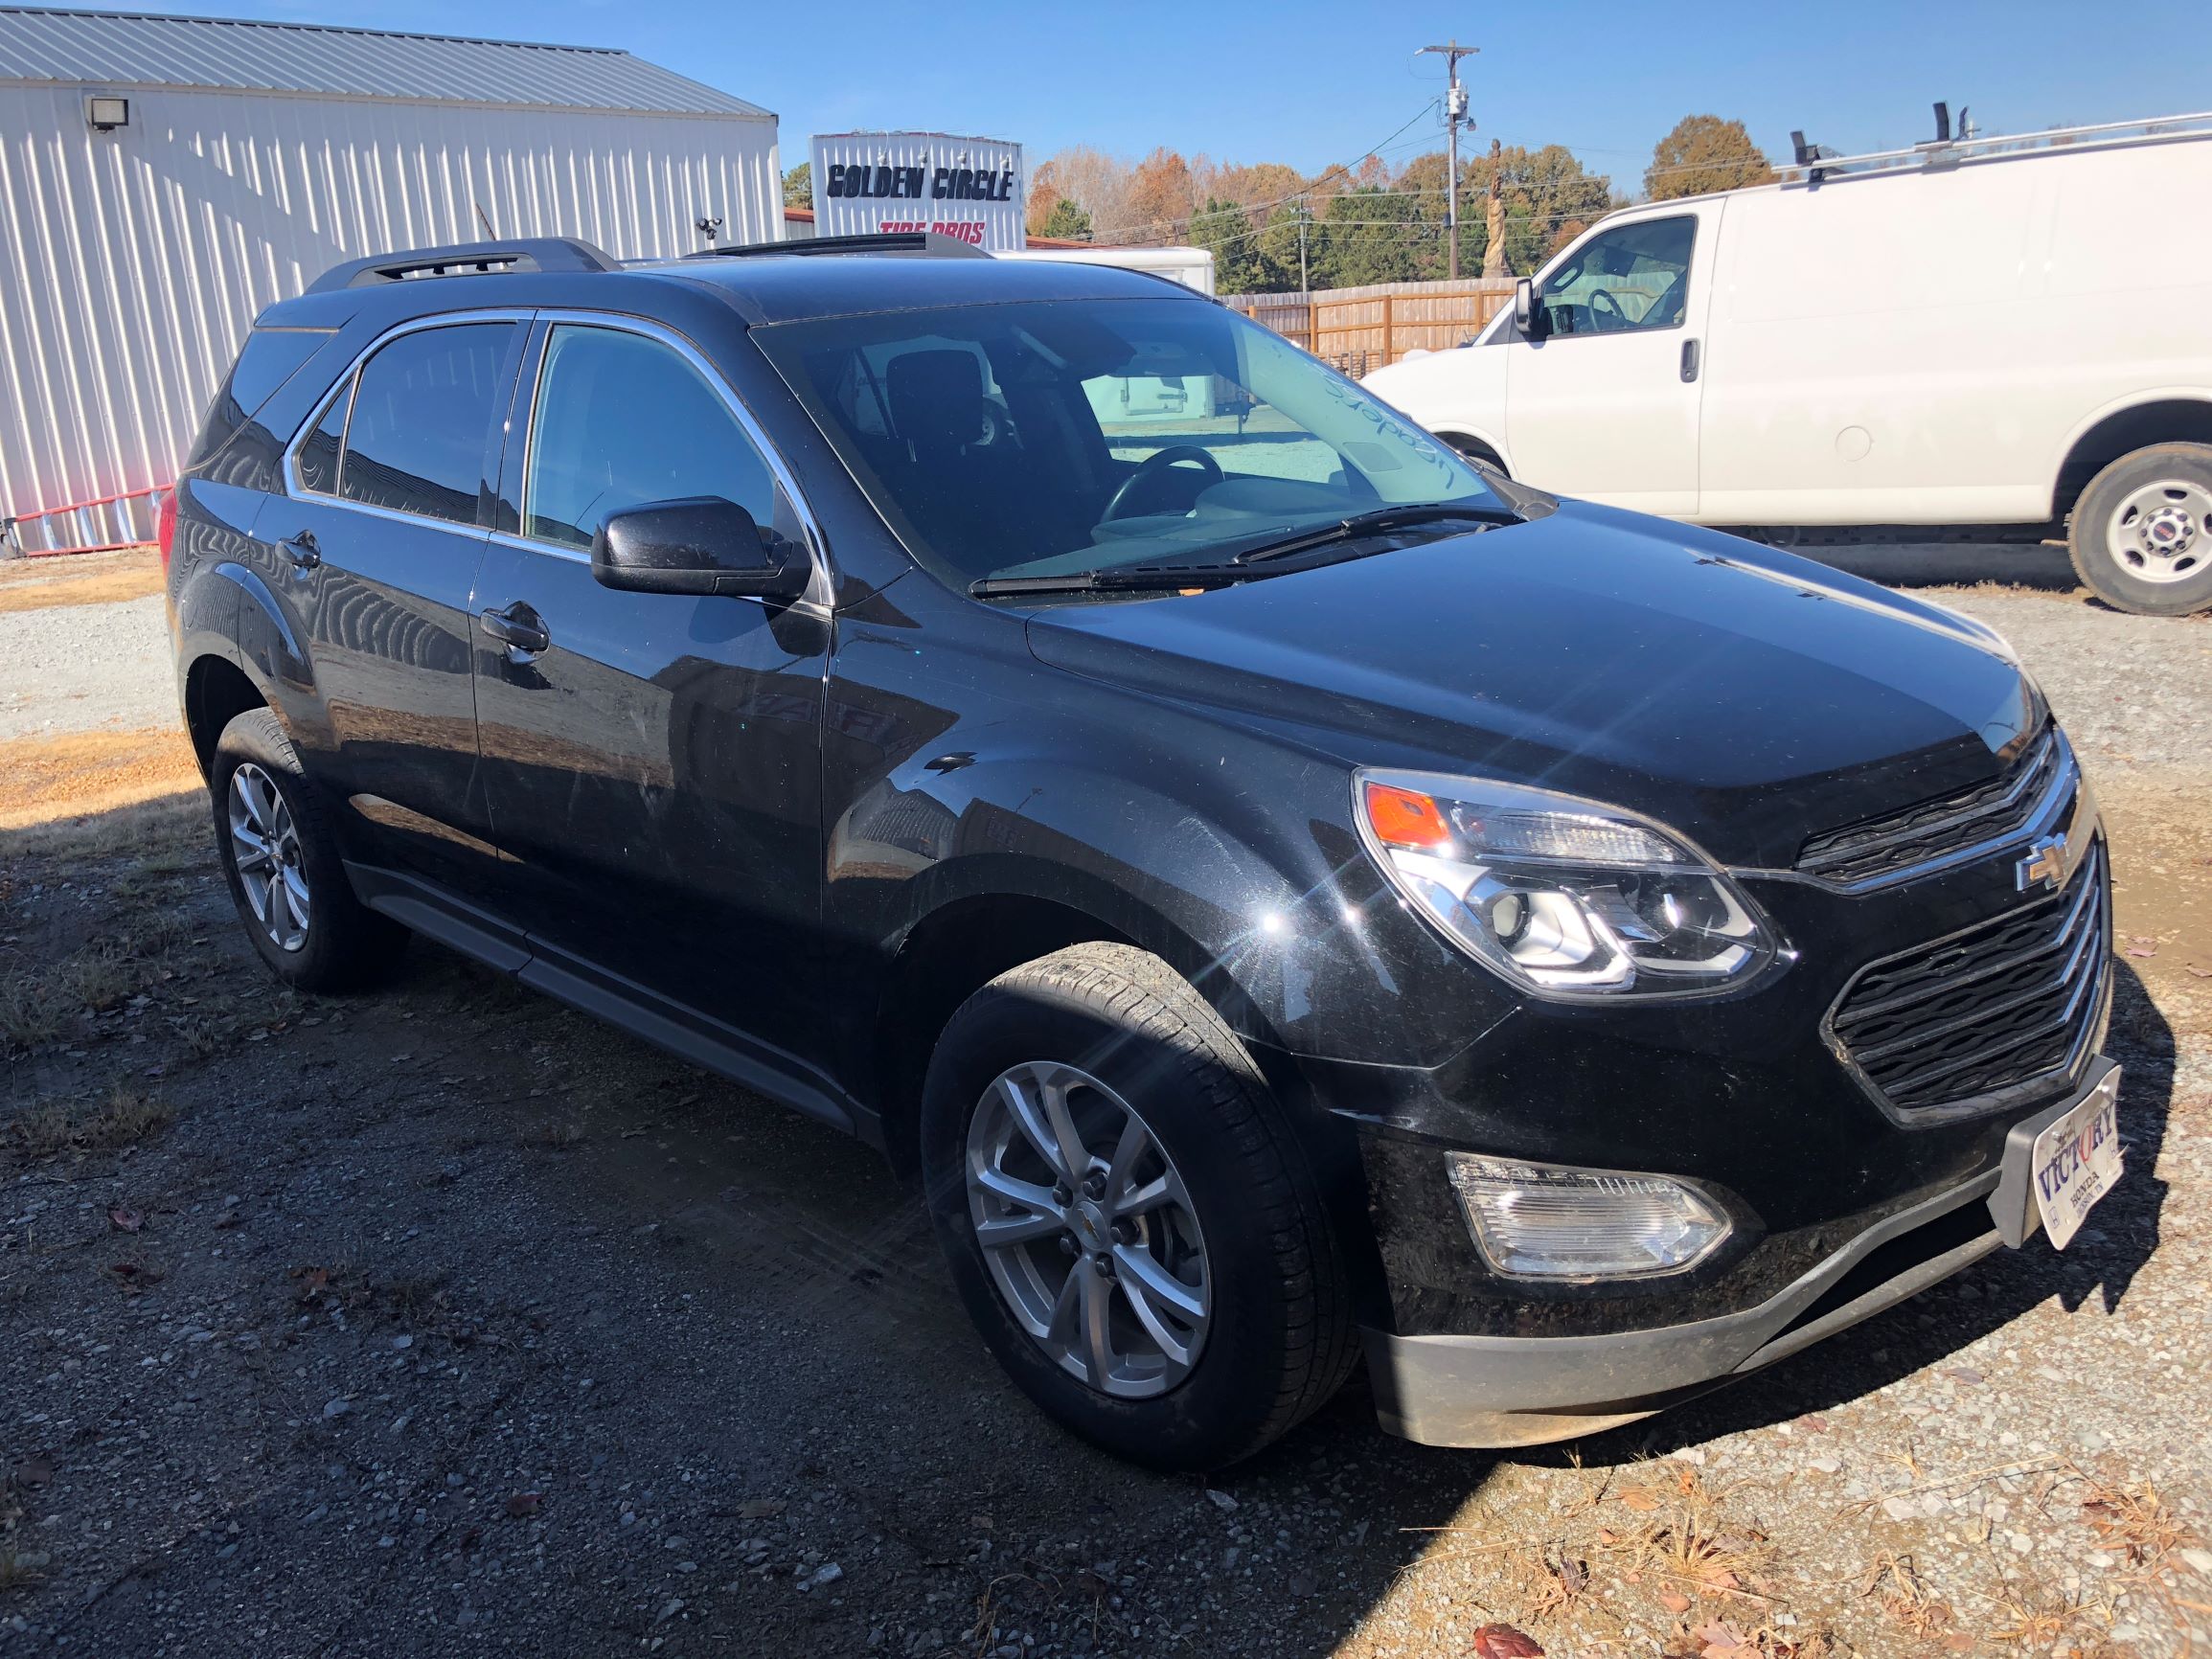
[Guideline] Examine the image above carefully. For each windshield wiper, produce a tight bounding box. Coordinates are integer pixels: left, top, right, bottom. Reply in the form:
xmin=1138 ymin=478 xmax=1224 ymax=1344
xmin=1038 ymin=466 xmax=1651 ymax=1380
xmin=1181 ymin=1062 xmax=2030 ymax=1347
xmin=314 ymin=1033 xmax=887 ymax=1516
xmin=969 ymin=563 xmax=1251 ymax=599
xmin=1228 ymin=503 xmax=1521 ymax=565
xmin=968 ymin=504 xmax=1523 ymax=599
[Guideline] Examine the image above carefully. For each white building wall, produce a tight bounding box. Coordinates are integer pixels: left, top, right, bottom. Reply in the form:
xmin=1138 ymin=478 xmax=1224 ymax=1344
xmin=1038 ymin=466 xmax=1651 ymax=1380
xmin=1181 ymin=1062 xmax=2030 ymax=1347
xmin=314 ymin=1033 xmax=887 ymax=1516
xmin=0 ymin=83 xmax=779 ymax=542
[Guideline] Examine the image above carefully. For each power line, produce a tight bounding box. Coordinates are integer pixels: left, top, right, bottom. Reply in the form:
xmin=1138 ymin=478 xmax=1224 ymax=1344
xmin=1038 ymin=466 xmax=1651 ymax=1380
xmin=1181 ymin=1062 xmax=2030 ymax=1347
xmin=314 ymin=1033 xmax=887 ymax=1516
xmin=1066 ymin=117 xmax=1778 ymax=248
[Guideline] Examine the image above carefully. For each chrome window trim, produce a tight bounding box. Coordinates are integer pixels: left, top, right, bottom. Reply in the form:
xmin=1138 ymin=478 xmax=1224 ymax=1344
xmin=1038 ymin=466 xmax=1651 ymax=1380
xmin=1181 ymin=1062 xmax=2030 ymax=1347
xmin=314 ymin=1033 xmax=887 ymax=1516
xmin=281 ymin=308 xmax=534 ymax=520
xmin=515 ymin=310 xmax=831 ymax=602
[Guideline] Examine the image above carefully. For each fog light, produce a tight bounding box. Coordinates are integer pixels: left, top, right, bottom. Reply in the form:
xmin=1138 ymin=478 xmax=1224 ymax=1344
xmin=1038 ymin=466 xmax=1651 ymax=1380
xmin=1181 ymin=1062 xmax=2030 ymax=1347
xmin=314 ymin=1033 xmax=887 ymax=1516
xmin=1445 ymin=1154 xmax=1730 ymax=1281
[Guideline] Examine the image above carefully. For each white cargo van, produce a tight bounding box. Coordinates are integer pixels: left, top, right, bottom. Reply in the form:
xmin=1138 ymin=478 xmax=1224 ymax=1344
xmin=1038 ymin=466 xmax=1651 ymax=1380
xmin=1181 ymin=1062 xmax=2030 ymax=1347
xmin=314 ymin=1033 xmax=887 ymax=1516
xmin=1363 ymin=111 xmax=2212 ymax=615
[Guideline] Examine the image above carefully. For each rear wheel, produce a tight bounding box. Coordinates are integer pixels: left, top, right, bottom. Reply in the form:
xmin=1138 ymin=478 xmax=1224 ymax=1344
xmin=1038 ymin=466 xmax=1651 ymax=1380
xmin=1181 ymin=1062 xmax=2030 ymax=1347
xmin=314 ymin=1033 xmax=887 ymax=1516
xmin=920 ymin=943 xmax=1357 ymax=1470
xmin=209 ymin=709 xmax=407 ymax=991
xmin=2067 ymin=442 xmax=2212 ymax=615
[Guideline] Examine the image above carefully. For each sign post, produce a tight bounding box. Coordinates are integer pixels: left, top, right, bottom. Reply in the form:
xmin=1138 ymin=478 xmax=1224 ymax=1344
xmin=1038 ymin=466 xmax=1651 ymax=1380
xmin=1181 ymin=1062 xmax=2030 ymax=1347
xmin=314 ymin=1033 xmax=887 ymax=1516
xmin=810 ymin=132 xmax=1027 ymax=250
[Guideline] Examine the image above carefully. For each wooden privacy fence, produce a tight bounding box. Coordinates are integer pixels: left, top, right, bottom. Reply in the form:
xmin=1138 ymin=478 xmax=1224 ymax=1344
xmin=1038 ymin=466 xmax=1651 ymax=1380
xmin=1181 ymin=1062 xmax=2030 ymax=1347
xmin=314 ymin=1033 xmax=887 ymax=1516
xmin=1233 ymin=278 xmax=1517 ymax=377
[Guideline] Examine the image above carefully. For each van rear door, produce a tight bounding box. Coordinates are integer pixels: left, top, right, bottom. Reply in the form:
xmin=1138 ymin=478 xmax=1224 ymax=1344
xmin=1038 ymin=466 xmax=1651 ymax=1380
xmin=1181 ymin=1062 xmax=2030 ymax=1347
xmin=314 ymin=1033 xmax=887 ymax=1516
xmin=1505 ymin=208 xmax=1712 ymax=515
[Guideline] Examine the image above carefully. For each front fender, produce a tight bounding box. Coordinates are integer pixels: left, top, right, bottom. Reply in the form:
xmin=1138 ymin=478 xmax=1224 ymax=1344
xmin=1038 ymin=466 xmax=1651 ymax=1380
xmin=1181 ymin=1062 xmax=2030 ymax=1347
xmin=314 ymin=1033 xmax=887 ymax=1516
xmin=829 ymin=721 xmax=1498 ymax=1070
xmin=845 ymin=763 xmax=1325 ymax=1048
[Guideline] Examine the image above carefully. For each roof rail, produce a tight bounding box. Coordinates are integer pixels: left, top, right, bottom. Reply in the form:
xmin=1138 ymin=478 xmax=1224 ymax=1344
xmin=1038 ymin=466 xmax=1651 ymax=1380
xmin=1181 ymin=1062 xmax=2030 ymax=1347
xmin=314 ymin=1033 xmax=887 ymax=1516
xmin=308 ymin=238 xmax=622 ymax=294
xmin=1787 ymin=107 xmax=2212 ymax=186
xmin=682 ymin=231 xmax=992 ymax=262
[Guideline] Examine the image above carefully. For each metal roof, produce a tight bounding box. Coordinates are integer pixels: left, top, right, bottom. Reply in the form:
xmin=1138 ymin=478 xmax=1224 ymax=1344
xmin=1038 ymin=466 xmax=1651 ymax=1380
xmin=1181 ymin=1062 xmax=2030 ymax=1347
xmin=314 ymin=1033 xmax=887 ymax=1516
xmin=0 ymin=7 xmax=772 ymax=118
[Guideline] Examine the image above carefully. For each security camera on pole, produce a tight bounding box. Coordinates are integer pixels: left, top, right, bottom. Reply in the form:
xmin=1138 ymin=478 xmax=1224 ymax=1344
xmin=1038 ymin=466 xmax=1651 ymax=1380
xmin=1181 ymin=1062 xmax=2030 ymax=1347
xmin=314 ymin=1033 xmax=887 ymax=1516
xmin=1419 ymin=39 xmax=1478 ymax=280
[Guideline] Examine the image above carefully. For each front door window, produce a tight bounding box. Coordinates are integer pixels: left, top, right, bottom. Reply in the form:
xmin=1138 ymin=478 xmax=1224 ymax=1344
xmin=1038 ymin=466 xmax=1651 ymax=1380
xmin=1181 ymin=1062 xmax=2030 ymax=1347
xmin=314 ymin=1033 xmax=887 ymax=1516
xmin=523 ymin=325 xmax=794 ymax=551
xmin=1538 ymin=216 xmax=1697 ymax=337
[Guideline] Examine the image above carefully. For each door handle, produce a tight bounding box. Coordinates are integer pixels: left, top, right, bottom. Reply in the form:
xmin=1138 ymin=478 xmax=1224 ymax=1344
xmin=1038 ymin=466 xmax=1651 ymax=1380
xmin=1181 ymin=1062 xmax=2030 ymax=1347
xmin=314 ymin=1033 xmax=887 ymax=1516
xmin=1680 ymin=338 xmax=1701 ymax=383
xmin=479 ymin=602 xmax=550 ymax=655
xmin=279 ymin=530 xmax=320 ymax=571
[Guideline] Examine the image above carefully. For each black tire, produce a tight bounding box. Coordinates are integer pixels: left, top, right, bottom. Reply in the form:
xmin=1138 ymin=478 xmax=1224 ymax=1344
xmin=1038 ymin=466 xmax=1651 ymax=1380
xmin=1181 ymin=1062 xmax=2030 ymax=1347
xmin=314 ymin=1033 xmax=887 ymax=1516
xmin=1443 ymin=432 xmax=1508 ymax=475
xmin=2066 ymin=442 xmax=2212 ymax=616
xmin=208 ymin=708 xmax=407 ymax=991
xmin=920 ymin=943 xmax=1357 ymax=1470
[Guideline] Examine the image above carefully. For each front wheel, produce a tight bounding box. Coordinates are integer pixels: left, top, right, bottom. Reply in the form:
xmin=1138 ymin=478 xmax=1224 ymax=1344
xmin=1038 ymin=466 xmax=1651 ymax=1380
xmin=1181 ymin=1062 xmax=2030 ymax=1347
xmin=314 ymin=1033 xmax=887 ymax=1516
xmin=920 ymin=943 xmax=1357 ymax=1470
xmin=2067 ymin=442 xmax=2212 ymax=615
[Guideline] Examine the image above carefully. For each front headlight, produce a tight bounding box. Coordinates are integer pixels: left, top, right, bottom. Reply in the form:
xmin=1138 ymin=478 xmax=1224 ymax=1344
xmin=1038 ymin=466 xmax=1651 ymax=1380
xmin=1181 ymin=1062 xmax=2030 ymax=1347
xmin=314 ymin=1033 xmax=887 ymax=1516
xmin=1353 ymin=769 xmax=1776 ymax=998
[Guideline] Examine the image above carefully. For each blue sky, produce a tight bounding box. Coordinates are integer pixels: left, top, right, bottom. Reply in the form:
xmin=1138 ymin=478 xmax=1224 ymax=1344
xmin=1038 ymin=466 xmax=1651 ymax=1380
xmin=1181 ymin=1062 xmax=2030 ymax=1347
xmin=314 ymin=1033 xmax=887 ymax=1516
xmin=78 ymin=0 xmax=2212 ymax=194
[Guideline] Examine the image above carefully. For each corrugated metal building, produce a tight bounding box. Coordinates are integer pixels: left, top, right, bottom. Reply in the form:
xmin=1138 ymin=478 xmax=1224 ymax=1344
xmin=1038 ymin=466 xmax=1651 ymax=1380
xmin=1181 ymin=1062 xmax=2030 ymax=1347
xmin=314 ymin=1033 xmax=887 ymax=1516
xmin=0 ymin=7 xmax=781 ymax=553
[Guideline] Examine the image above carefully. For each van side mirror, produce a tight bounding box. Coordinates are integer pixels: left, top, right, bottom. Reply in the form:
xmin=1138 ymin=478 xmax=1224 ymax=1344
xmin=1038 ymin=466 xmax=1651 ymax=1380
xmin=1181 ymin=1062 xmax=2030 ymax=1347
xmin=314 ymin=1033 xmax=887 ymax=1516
xmin=590 ymin=496 xmax=807 ymax=600
xmin=1514 ymin=278 xmax=1549 ymax=340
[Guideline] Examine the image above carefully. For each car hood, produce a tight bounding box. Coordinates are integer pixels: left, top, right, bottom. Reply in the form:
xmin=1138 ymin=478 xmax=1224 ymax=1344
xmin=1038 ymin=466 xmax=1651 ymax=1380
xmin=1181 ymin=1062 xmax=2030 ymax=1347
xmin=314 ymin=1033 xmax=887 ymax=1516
xmin=1022 ymin=503 xmax=2041 ymax=869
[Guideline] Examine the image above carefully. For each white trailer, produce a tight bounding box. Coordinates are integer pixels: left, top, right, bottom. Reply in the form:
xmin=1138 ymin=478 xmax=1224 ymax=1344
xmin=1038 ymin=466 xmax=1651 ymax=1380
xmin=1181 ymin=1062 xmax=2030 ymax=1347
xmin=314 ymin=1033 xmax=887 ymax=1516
xmin=0 ymin=8 xmax=781 ymax=554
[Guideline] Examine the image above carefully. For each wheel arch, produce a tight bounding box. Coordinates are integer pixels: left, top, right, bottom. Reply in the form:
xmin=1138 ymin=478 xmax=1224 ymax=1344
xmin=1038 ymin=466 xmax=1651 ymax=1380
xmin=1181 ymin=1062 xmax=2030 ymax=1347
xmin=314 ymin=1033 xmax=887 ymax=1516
xmin=183 ymin=653 xmax=269 ymax=779
xmin=2050 ymin=394 xmax=2212 ymax=520
xmin=870 ymin=866 xmax=1307 ymax=1182
xmin=1436 ymin=427 xmax=1510 ymax=475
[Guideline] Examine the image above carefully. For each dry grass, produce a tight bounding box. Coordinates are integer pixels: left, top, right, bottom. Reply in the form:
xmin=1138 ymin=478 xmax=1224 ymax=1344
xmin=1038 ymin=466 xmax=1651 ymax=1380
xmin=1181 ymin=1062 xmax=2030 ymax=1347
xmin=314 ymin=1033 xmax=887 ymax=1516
xmin=0 ymin=550 xmax=163 ymax=613
xmin=4 ymin=1084 xmax=173 ymax=1163
xmin=0 ymin=968 xmax=65 ymax=1054
xmin=1610 ymin=1463 xmax=1779 ymax=1602
xmin=1859 ymin=1551 xmax=1963 ymax=1644
xmin=519 ymin=1119 xmax=588 ymax=1151
xmin=0 ymin=943 xmax=148 ymax=1054
xmin=0 ymin=730 xmax=201 ymax=833
xmin=2078 ymin=1473 xmax=2195 ymax=1571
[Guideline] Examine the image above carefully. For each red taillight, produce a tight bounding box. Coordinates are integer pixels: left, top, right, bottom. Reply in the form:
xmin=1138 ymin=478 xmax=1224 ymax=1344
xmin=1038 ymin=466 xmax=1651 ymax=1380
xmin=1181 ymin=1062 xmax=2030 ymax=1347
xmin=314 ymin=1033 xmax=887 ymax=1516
xmin=155 ymin=488 xmax=178 ymax=571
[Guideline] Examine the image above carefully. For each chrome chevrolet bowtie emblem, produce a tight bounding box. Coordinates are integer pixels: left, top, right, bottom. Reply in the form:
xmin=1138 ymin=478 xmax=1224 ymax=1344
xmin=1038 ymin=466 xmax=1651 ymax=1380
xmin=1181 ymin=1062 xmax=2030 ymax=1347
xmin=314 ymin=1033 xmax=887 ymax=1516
xmin=2017 ymin=834 xmax=2069 ymax=892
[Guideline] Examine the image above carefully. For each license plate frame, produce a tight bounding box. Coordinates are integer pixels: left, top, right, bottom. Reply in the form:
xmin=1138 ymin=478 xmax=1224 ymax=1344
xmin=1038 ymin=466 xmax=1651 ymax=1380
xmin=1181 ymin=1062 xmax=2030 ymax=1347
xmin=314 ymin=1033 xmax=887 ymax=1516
xmin=1988 ymin=1061 xmax=2122 ymax=1250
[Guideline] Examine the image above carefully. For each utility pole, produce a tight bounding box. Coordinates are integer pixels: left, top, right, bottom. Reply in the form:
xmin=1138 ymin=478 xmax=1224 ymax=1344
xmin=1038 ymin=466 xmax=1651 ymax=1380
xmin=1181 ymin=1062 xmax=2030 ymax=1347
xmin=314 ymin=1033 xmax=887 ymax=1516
xmin=1419 ymin=39 xmax=1478 ymax=279
xmin=1294 ymin=196 xmax=1311 ymax=293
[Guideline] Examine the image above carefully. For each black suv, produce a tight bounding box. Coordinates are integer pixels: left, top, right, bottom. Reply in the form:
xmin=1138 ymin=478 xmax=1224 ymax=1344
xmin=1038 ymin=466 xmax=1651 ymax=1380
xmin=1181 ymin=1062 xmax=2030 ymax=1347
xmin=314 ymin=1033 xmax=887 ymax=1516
xmin=166 ymin=233 xmax=2119 ymax=1469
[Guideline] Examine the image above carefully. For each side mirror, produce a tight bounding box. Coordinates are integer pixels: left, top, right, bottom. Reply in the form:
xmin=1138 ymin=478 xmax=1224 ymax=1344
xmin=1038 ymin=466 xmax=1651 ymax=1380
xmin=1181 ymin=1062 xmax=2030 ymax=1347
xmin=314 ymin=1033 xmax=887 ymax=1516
xmin=1514 ymin=278 xmax=1549 ymax=340
xmin=590 ymin=496 xmax=807 ymax=600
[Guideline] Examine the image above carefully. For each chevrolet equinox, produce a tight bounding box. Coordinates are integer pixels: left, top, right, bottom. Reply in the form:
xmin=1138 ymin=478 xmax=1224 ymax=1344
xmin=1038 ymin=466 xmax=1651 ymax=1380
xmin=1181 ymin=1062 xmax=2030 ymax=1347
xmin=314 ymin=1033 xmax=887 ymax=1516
xmin=164 ymin=232 xmax=2122 ymax=1469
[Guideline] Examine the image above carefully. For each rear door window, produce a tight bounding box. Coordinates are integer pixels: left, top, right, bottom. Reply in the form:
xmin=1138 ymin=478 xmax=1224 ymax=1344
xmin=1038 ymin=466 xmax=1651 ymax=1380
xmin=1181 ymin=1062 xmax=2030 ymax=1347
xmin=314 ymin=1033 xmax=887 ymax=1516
xmin=312 ymin=323 xmax=515 ymax=524
xmin=293 ymin=378 xmax=351 ymax=497
xmin=523 ymin=324 xmax=785 ymax=551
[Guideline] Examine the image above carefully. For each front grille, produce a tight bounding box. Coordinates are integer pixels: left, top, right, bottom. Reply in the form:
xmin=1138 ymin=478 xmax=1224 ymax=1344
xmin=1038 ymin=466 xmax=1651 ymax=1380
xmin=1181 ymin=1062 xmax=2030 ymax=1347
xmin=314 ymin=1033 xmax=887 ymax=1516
xmin=1797 ymin=726 xmax=2068 ymax=888
xmin=1827 ymin=840 xmax=2109 ymax=1118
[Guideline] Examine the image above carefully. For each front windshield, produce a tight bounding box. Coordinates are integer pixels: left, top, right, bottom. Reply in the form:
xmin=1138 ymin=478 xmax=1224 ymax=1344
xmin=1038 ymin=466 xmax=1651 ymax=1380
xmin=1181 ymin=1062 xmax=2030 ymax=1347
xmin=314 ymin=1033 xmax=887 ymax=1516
xmin=753 ymin=297 xmax=1504 ymax=590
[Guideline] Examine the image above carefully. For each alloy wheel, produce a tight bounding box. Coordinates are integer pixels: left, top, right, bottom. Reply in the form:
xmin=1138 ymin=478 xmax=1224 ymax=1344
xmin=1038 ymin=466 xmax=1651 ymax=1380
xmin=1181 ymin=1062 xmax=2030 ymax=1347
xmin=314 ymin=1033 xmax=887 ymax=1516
xmin=228 ymin=761 xmax=311 ymax=953
xmin=965 ymin=1060 xmax=1211 ymax=1398
xmin=2107 ymin=478 xmax=2210 ymax=584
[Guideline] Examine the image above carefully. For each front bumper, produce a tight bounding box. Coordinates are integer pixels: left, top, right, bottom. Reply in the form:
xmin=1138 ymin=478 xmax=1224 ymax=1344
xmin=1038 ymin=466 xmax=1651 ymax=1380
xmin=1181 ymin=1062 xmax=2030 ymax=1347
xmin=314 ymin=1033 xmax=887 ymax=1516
xmin=1363 ymin=1057 xmax=2118 ymax=1447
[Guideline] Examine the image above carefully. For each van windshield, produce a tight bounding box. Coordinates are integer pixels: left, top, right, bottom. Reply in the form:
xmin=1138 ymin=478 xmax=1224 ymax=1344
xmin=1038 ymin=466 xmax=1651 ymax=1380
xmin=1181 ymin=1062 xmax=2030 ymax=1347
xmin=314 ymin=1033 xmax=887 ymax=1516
xmin=753 ymin=298 xmax=1507 ymax=591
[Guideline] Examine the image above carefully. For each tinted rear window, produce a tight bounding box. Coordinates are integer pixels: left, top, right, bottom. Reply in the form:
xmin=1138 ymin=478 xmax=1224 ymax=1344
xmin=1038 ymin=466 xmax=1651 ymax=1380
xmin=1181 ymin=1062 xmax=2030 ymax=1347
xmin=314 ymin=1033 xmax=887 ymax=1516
xmin=187 ymin=328 xmax=332 ymax=468
xmin=338 ymin=324 xmax=515 ymax=525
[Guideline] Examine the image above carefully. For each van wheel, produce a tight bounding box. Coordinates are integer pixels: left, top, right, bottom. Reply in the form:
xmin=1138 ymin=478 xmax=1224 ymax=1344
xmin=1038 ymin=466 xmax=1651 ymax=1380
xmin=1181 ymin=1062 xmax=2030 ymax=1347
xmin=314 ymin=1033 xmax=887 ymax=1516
xmin=920 ymin=943 xmax=1357 ymax=1470
xmin=209 ymin=709 xmax=407 ymax=991
xmin=2068 ymin=443 xmax=2212 ymax=615
xmin=1444 ymin=434 xmax=1508 ymax=475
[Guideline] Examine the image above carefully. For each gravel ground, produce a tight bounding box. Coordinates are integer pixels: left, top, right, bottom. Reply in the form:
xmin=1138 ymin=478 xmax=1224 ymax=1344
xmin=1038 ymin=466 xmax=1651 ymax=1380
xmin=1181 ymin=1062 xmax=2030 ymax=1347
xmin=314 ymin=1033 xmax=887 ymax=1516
xmin=0 ymin=596 xmax=173 ymax=741
xmin=2 ymin=567 xmax=2208 ymax=1659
